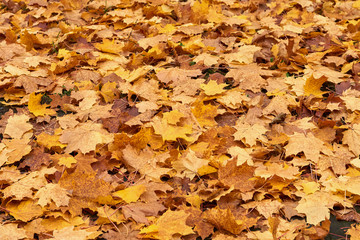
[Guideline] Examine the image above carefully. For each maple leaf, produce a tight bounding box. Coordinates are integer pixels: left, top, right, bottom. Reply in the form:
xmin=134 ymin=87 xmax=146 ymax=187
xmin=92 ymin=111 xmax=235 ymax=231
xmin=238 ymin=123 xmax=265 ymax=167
xmin=94 ymin=38 xmax=124 ymax=54
xmin=96 ymin=205 xmax=125 ymax=225
xmin=6 ymin=199 xmax=43 ymax=222
xmin=36 ymin=132 xmax=67 ymax=151
xmin=191 ymin=100 xmax=218 ymax=127
xmin=58 ymin=156 xmax=77 ymax=168
xmin=4 ymin=114 xmax=32 ymax=139
xmin=122 ymin=145 xmax=170 ymax=180
xmin=343 ymin=124 xmax=360 ymax=156
xmin=233 ymin=122 xmax=268 ymax=146
xmin=28 ymin=92 xmax=56 ymax=117
xmin=59 ymin=122 xmax=113 ymax=154
xmin=35 ymin=183 xmax=71 ymax=207
xmin=53 ymin=226 xmax=94 ymax=240
xmin=255 ymin=162 xmax=300 ymax=180
xmin=223 ymin=45 xmax=261 ymax=64
xmin=347 ymin=224 xmax=360 ymax=240
xmin=122 ymin=202 xmax=166 ymax=225
xmin=151 ymin=116 xmax=194 ymax=142
xmin=2 ymin=0 xmax=360 ymax=238
xmin=0 ymin=224 xmax=27 ymax=240
xmin=203 ymin=207 xmax=257 ymax=234
xmin=2 ymin=167 xmax=57 ymax=200
xmin=285 ymin=132 xmax=333 ymax=162
xmin=227 ymin=146 xmax=253 ymax=166
xmin=218 ymin=89 xmax=250 ymax=109
xmin=100 ymin=81 xmax=118 ymax=103
xmin=200 ymin=80 xmax=227 ymax=96
xmin=295 ymin=192 xmax=337 ymax=225
xmin=341 ymin=95 xmax=360 ymax=112
xmin=303 ymin=75 xmax=328 ymax=97
xmin=140 ymin=209 xmax=194 ymax=240
xmin=218 ymin=159 xmax=257 ymax=192
xmin=59 ymin=166 xmax=113 ymax=203
xmin=113 ymin=184 xmax=146 ymax=203
xmin=172 ymin=149 xmax=209 ymax=179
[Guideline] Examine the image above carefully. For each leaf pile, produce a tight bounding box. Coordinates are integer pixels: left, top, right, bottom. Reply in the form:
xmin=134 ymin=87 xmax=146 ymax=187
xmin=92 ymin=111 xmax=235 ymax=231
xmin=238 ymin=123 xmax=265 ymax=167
xmin=2 ymin=0 xmax=360 ymax=239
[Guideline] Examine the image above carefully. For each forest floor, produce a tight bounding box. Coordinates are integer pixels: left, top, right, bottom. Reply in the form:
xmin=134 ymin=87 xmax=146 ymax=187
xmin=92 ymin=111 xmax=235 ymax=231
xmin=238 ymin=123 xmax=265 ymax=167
xmin=1 ymin=0 xmax=360 ymax=239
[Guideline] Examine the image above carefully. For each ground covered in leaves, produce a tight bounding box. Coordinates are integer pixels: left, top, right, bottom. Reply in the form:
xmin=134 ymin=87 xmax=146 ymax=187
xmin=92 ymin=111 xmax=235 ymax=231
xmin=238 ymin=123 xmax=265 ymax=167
xmin=2 ymin=0 xmax=360 ymax=239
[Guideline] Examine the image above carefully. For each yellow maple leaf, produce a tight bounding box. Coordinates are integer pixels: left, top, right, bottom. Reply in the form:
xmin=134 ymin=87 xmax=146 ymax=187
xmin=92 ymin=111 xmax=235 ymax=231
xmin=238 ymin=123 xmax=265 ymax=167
xmin=228 ymin=146 xmax=253 ymax=166
xmin=152 ymin=209 xmax=194 ymax=240
xmin=354 ymin=0 xmax=360 ymax=9
xmin=303 ymin=75 xmax=328 ymax=97
xmin=347 ymin=224 xmax=360 ymax=240
xmin=201 ymin=80 xmax=227 ymax=96
xmin=163 ymin=110 xmax=184 ymax=125
xmin=113 ymin=184 xmax=146 ymax=203
xmin=58 ymin=156 xmax=77 ymax=168
xmin=96 ymin=205 xmax=125 ymax=224
xmin=94 ymin=38 xmax=124 ymax=54
xmin=152 ymin=117 xmax=193 ymax=142
xmin=158 ymin=24 xmax=176 ymax=34
xmin=191 ymin=100 xmax=218 ymax=127
xmin=341 ymin=95 xmax=360 ymax=112
xmin=100 ymin=81 xmax=118 ymax=103
xmin=28 ymin=92 xmax=56 ymax=117
xmin=36 ymin=132 xmax=67 ymax=151
xmin=6 ymin=199 xmax=43 ymax=222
